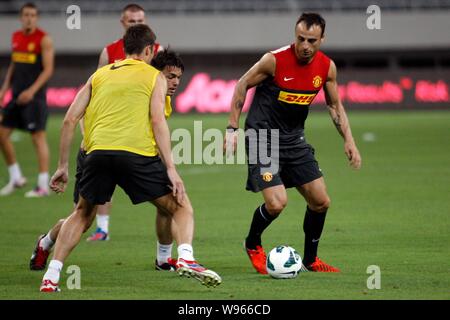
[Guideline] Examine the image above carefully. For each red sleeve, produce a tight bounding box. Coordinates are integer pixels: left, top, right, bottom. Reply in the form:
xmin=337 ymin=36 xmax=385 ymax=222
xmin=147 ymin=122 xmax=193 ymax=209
xmin=11 ymin=31 xmax=19 ymax=51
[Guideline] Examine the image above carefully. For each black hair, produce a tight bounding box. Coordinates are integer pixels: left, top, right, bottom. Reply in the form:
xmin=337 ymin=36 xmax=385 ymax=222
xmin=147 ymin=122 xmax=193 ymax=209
xmin=151 ymin=48 xmax=185 ymax=72
xmin=123 ymin=24 xmax=156 ymax=55
xmin=296 ymin=13 xmax=326 ymax=37
xmin=20 ymin=2 xmax=38 ymax=15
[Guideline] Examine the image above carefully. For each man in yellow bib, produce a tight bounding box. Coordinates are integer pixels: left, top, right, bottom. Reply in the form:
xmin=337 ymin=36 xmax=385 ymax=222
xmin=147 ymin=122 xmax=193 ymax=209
xmin=29 ymin=49 xmax=185 ymax=273
xmin=38 ymin=25 xmax=221 ymax=292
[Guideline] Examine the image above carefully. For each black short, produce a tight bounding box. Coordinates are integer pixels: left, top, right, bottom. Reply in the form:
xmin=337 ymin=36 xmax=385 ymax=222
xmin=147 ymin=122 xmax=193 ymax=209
xmin=73 ymin=149 xmax=86 ymax=204
xmin=78 ymin=150 xmax=172 ymax=205
xmin=0 ymin=99 xmax=48 ymax=132
xmin=246 ymin=144 xmax=323 ymax=192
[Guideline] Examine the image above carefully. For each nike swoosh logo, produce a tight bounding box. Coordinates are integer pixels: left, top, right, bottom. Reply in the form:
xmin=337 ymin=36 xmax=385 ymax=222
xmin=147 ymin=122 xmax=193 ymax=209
xmin=284 ymin=77 xmax=294 ymax=81
xmin=312 ymin=239 xmax=320 ymax=243
xmin=110 ymin=63 xmax=134 ymax=70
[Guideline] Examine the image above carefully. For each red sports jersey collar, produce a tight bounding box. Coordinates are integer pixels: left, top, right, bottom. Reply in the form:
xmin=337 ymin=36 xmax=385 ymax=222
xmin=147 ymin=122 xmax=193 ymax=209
xmin=289 ymin=43 xmax=320 ymax=65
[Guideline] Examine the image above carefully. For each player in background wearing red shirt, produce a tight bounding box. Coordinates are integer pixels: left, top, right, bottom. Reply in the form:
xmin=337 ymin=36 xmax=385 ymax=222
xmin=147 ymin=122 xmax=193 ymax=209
xmin=0 ymin=2 xmax=54 ymax=197
xmin=225 ymin=13 xmax=362 ymax=274
xmin=97 ymin=4 xmax=162 ymax=67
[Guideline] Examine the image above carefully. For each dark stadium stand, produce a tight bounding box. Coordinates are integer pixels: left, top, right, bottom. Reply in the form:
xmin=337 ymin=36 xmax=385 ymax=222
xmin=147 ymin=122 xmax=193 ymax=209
xmin=1 ymin=0 xmax=450 ymax=14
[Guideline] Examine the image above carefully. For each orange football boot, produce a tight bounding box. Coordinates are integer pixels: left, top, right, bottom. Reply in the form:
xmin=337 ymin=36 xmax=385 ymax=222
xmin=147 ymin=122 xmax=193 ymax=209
xmin=245 ymin=243 xmax=268 ymax=275
xmin=306 ymin=257 xmax=340 ymax=272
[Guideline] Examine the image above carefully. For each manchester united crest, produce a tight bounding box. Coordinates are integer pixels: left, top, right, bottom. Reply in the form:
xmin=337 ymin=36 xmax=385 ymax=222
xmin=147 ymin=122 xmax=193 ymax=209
xmin=27 ymin=42 xmax=35 ymax=52
xmin=262 ymin=172 xmax=273 ymax=182
xmin=312 ymin=75 xmax=322 ymax=88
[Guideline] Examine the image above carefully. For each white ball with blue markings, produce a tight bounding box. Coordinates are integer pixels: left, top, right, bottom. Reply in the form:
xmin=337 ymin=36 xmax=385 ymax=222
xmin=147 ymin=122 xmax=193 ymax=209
xmin=266 ymin=245 xmax=302 ymax=279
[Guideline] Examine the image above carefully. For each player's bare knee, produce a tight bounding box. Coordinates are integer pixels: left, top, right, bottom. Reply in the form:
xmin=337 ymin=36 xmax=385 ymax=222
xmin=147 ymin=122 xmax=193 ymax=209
xmin=311 ymin=197 xmax=331 ymax=213
xmin=168 ymin=200 xmax=193 ymax=219
xmin=181 ymin=202 xmax=194 ymax=218
xmin=0 ymin=130 xmax=9 ymax=143
xmin=74 ymin=202 xmax=96 ymax=225
xmin=176 ymin=196 xmax=194 ymax=216
xmin=79 ymin=211 xmax=96 ymax=232
xmin=30 ymin=132 xmax=39 ymax=141
xmin=31 ymin=132 xmax=46 ymax=145
xmin=265 ymin=198 xmax=287 ymax=216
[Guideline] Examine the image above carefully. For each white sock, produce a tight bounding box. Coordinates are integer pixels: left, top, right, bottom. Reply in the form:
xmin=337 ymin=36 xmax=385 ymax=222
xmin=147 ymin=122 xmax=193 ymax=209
xmin=43 ymin=260 xmax=63 ymax=283
xmin=177 ymin=243 xmax=194 ymax=261
xmin=40 ymin=233 xmax=54 ymax=251
xmin=157 ymin=241 xmax=173 ymax=264
xmin=96 ymin=214 xmax=109 ymax=233
xmin=37 ymin=172 xmax=49 ymax=190
xmin=8 ymin=163 xmax=23 ymax=182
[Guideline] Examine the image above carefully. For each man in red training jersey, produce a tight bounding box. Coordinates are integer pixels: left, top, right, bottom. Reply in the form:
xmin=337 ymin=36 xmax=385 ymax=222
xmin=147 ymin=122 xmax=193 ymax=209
xmin=98 ymin=3 xmax=162 ymax=68
xmin=0 ymin=2 xmax=54 ymax=197
xmin=225 ymin=13 xmax=362 ymax=274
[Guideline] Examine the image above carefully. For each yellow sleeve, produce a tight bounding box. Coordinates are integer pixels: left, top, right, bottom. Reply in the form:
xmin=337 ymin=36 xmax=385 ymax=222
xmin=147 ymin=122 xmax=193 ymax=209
xmin=164 ymin=95 xmax=172 ymax=118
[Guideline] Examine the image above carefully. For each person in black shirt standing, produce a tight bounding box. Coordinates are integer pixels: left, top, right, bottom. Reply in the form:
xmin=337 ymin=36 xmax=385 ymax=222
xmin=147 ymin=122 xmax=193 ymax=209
xmin=0 ymin=2 xmax=54 ymax=197
xmin=225 ymin=13 xmax=361 ymax=274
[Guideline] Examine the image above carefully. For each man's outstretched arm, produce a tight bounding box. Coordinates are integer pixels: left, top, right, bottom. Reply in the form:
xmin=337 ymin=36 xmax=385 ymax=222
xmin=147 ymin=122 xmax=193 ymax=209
xmin=323 ymin=60 xmax=362 ymax=169
xmin=228 ymin=52 xmax=275 ymax=129
xmin=151 ymin=72 xmax=185 ymax=205
xmin=50 ymin=77 xmax=92 ymax=193
xmin=225 ymin=52 xmax=275 ymax=155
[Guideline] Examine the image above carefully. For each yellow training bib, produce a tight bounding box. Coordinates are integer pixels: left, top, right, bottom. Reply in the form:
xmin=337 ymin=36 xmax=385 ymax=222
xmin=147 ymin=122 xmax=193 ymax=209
xmin=83 ymin=59 xmax=160 ymax=157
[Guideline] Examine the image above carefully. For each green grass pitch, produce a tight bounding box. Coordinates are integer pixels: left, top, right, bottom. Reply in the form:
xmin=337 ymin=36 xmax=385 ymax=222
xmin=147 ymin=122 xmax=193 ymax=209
xmin=0 ymin=111 xmax=449 ymax=300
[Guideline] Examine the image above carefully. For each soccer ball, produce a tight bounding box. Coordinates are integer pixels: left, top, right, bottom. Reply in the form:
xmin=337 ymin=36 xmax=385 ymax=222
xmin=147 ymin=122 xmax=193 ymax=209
xmin=266 ymin=245 xmax=302 ymax=279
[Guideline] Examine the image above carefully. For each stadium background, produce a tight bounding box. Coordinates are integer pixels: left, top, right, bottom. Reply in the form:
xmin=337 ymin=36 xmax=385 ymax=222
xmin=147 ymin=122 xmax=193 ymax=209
xmin=1 ymin=0 xmax=450 ymax=112
xmin=0 ymin=0 xmax=449 ymax=301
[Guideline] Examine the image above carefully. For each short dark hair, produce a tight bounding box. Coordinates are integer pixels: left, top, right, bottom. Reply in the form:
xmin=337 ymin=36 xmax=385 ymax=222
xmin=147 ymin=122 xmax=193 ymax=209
xmin=122 ymin=3 xmax=145 ymax=13
xmin=296 ymin=13 xmax=326 ymax=37
xmin=151 ymin=48 xmax=185 ymax=72
xmin=20 ymin=2 xmax=38 ymax=15
xmin=123 ymin=24 xmax=156 ymax=55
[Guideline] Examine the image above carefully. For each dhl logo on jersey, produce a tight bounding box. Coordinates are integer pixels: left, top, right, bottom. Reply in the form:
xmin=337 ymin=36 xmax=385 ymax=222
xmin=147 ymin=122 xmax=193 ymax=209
xmin=12 ymin=52 xmax=37 ymax=64
xmin=278 ymin=90 xmax=317 ymax=106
